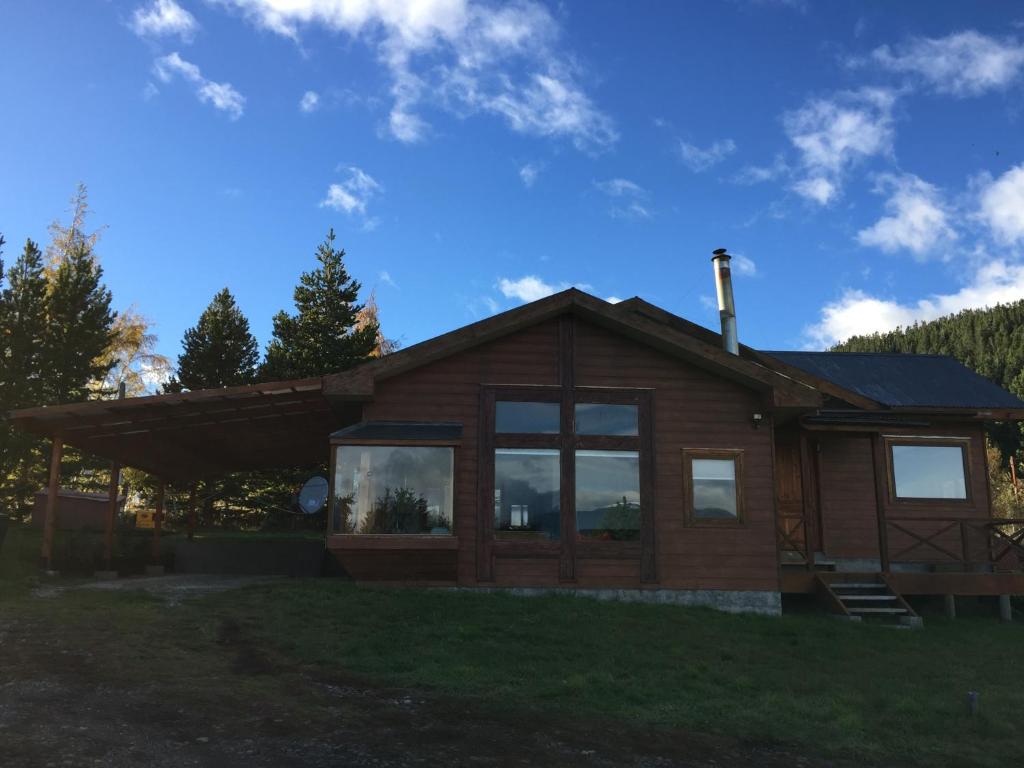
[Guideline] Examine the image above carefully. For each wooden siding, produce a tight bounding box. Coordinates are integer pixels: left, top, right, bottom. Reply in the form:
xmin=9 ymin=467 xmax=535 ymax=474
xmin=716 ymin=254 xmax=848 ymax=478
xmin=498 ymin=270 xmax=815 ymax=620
xmin=815 ymin=424 xmax=991 ymax=561
xmin=328 ymin=314 xmax=781 ymax=592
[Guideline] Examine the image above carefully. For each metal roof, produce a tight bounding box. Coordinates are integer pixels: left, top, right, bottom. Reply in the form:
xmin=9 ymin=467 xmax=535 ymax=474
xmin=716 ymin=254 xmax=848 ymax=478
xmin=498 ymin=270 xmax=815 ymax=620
xmin=330 ymin=421 xmax=463 ymax=442
xmin=762 ymin=352 xmax=1024 ymax=410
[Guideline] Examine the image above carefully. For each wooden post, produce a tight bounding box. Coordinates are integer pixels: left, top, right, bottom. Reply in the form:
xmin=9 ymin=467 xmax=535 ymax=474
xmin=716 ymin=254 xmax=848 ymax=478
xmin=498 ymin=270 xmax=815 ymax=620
xmin=40 ymin=437 xmax=63 ymax=571
xmin=101 ymin=383 xmax=126 ymax=573
xmin=187 ymin=482 xmax=198 ymax=541
xmin=870 ymin=432 xmax=891 ymax=573
xmin=150 ymin=479 xmax=165 ymax=565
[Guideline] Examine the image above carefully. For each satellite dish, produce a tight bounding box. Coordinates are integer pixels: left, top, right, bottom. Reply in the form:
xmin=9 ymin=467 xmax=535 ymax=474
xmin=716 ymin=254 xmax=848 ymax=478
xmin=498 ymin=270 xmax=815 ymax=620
xmin=298 ymin=476 xmax=329 ymax=514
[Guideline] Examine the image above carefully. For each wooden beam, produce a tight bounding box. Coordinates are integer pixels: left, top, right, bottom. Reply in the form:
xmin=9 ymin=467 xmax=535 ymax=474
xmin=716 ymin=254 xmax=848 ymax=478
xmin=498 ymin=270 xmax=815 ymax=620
xmin=187 ymin=482 xmax=198 ymax=541
xmin=40 ymin=437 xmax=62 ymax=571
xmin=559 ymin=314 xmax=576 ymax=583
xmin=102 ymin=458 xmax=121 ymax=571
xmin=870 ymin=432 xmax=891 ymax=573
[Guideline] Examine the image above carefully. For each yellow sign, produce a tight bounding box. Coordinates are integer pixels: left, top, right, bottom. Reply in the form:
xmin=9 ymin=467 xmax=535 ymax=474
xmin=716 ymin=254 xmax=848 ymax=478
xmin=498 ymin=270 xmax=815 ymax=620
xmin=136 ymin=509 xmax=156 ymax=529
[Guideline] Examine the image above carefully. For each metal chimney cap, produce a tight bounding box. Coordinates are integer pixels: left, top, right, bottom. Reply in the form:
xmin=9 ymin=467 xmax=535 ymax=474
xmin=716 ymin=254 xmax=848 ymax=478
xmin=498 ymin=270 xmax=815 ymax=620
xmin=711 ymin=248 xmax=730 ymax=260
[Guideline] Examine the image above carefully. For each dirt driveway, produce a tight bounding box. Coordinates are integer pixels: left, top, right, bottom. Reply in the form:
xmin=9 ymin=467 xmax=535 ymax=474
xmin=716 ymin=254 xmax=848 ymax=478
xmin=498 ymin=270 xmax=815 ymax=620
xmin=0 ymin=577 xmax=837 ymax=768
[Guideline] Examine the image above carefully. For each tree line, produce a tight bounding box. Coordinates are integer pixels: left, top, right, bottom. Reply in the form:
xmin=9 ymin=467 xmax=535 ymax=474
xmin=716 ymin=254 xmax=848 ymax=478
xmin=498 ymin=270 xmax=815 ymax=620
xmin=0 ymin=185 xmax=393 ymax=524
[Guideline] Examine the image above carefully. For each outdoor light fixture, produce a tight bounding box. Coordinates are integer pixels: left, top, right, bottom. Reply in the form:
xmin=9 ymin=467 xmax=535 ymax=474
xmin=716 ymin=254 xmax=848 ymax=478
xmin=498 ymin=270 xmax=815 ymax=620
xmin=752 ymin=412 xmax=764 ymax=429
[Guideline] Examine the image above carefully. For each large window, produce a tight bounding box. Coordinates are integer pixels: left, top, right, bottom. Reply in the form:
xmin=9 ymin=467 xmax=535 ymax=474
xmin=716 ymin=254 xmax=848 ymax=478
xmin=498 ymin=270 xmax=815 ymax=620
xmin=575 ymin=450 xmax=641 ymax=540
xmin=683 ymin=449 xmax=743 ymax=525
xmin=332 ymin=445 xmax=454 ymax=534
xmin=889 ymin=441 xmax=969 ymax=501
xmin=494 ymin=448 xmax=560 ymax=539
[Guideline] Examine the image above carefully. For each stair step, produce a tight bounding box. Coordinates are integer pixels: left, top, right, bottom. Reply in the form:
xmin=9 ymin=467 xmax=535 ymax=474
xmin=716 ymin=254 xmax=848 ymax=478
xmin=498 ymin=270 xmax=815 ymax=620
xmin=831 ymin=583 xmax=887 ymax=589
xmin=847 ymin=607 xmax=909 ymax=615
xmin=840 ymin=595 xmax=898 ymax=602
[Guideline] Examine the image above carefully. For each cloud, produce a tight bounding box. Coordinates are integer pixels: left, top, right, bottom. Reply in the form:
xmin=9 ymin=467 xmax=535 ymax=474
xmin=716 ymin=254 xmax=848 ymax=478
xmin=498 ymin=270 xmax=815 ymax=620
xmin=379 ymin=270 xmax=398 ymax=288
xmin=783 ymin=87 xmax=895 ymax=205
xmin=320 ymin=166 xmax=382 ymax=216
xmin=869 ymin=31 xmax=1024 ymax=96
xmin=130 ymin=0 xmax=198 ymax=40
xmin=299 ymin=90 xmax=320 ymax=112
xmin=857 ymin=174 xmax=957 ymax=258
xmin=217 ymin=0 xmax=616 ymax=150
xmin=519 ymin=162 xmax=541 ymax=188
xmin=731 ymin=254 xmax=757 ymax=277
xmin=496 ymin=275 xmax=592 ymax=303
xmin=676 ymin=138 xmax=737 ymax=172
xmin=594 ymin=178 xmax=651 ymax=220
xmin=153 ymin=52 xmax=245 ymax=119
xmin=978 ymin=164 xmax=1024 ymax=245
xmin=732 ymin=154 xmax=788 ymax=185
xmin=605 ymin=295 xmax=623 ymax=304
xmin=804 ymin=259 xmax=1024 ymax=347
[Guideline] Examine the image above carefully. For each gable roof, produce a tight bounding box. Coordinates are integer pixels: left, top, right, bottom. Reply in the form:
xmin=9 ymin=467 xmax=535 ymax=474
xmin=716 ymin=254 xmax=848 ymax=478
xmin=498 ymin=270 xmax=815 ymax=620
xmin=322 ymin=289 xmax=822 ymax=410
xmin=763 ymin=352 xmax=1024 ymax=412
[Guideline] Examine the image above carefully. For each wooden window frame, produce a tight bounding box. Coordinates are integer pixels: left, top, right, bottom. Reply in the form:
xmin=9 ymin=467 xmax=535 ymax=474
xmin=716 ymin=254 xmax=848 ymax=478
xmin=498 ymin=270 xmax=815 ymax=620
xmin=479 ymin=382 xmax=655 ymax=581
xmin=884 ymin=436 xmax=972 ymax=506
xmin=682 ymin=448 xmax=745 ymax=527
xmin=327 ymin=442 xmax=459 ymax=540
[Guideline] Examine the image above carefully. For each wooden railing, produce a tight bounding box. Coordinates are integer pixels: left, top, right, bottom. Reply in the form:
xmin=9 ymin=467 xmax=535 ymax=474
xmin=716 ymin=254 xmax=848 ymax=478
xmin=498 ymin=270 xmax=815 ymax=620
xmin=777 ymin=511 xmax=812 ymax=565
xmin=882 ymin=517 xmax=1024 ymax=572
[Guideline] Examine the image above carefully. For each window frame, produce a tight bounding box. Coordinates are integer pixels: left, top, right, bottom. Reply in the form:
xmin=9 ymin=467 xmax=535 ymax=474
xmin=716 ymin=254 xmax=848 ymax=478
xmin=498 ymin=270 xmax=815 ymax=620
xmin=328 ymin=436 xmax=460 ymax=539
xmin=682 ymin=448 xmax=745 ymax=527
xmin=479 ymin=384 xmax=654 ymax=577
xmin=884 ymin=436 xmax=972 ymax=505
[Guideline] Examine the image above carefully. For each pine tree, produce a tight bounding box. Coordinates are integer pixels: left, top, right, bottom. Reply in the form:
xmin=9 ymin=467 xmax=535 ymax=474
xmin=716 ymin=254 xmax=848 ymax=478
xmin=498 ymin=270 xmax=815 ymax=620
xmin=41 ymin=240 xmax=116 ymax=404
xmin=167 ymin=288 xmax=259 ymax=391
xmin=261 ymin=229 xmax=378 ymax=379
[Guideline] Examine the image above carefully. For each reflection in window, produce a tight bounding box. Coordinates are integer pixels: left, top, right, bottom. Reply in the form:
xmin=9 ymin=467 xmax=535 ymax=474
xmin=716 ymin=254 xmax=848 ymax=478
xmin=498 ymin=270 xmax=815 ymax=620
xmin=333 ymin=446 xmax=453 ymax=534
xmin=494 ymin=449 xmax=560 ymax=540
xmin=891 ymin=444 xmax=967 ymax=500
xmin=575 ymin=403 xmax=638 ymax=436
xmin=575 ymin=450 xmax=640 ymax=540
xmin=496 ymin=401 xmax=560 ymax=433
xmin=691 ymin=458 xmax=738 ymax=520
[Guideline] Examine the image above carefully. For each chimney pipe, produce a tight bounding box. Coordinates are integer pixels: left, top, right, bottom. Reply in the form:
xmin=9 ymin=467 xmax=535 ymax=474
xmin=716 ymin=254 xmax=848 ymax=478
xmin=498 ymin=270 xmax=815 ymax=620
xmin=711 ymin=248 xmax=739 ymax=355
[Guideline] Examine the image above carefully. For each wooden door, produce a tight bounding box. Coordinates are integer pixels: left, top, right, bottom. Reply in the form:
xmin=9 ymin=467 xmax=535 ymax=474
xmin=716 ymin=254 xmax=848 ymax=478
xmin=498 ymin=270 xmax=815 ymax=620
xmin=774 ymin=429 xmax=809 ymax=562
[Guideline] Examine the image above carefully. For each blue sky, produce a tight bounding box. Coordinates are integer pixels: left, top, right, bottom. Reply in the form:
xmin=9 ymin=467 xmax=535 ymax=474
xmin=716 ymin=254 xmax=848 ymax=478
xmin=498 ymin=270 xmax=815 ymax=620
xmin=3 ymin=1 xmax=1024 ymax=375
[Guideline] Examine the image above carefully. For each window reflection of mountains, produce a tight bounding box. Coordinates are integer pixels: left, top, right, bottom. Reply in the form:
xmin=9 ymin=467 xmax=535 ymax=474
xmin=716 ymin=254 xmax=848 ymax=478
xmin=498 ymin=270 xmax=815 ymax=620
xmin=694 ymin=506 xmax=735 ymax=519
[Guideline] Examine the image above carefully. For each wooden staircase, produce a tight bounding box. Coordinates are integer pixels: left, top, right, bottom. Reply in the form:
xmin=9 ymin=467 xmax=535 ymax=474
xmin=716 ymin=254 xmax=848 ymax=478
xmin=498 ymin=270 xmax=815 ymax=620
xmin=814 ymin=573 xmax=922 ymax=627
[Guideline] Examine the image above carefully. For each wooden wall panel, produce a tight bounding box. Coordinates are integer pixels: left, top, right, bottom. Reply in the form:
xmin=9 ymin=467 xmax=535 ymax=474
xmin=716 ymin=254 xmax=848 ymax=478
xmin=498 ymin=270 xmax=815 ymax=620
xmin=332 ymin=314 xmax=781 ymax=593
xmin=816 ymin=424 xmax=992 ymax=562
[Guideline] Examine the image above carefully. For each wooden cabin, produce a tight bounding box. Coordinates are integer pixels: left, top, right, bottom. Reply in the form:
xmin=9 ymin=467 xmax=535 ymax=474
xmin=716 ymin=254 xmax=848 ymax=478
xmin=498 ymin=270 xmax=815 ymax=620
xmin=11 ymin=255 xmax=1024 ymax=617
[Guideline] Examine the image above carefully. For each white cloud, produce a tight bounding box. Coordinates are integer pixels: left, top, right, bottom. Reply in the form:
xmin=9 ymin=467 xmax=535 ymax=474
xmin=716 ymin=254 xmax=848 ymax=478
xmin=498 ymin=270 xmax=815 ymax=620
xmin=379 ymin=270 xmax=398 ymax=288
xmin=130 ymin=0 xmax=198 ymax=40
xmin=595 ymin=178 xmax=651 ymax=220
xmin=732 ymin=154 xmax=788 ymax=185
xmin=783 ymin=87 xmax=895 ymax=205
xmin=676 ymin=138 xmax=736 ymax=172
xmin=496 ymin=275 xmax=592 ymax=303
xmin=320 ymin=166 xmax=381 ymax=216
xmin=153 ymin=52 xmax=245 ymax=119
xmin=299 ymin=90 xmax=321 ymax=112
xmin=857 ymin=174 xmax=957 ymax=258
xmin=595 ymin=178 xmax=645 ymax=197
xmin=978 ymin=164 xmax=1024 ymax=245
xmin=870 ymin=31 xmax=1024 ymax=96
xmin=805 ymin=259 xmax=1024 ymax=347
xmin=218 ymin=0 xmax=615 ymax=150
xmin=732 ymin=254 xmax=757 ymax=277
xmin=605 ymin=295 xmax=623 ymax=304
xmin=519 ymin=162 xmax=541 ymax=188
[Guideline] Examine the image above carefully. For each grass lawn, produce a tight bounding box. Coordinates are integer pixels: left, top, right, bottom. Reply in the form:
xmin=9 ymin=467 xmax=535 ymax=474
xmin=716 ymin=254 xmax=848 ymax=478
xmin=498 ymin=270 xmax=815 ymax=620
xmin=2 ymin=522 xmax=1022 ymax=766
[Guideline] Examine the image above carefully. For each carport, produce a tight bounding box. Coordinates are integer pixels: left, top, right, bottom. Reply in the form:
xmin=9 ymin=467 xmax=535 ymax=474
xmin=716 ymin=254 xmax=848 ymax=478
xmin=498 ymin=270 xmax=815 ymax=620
xmin=9 ymin=377 xmax=362 ymax=569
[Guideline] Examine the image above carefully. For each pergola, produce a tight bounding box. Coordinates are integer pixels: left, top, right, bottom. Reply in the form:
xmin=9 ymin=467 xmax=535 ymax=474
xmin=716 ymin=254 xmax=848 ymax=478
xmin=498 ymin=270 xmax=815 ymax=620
xmin=9 ymin=378 xmax=363 ymax=570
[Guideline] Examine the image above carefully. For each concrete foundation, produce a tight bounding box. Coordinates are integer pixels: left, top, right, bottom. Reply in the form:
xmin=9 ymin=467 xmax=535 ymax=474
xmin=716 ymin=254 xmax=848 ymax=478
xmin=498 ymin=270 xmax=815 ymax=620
xmin=998 ymin=594 xmax=1013 ymax=622
xmin=944 ymin=594 xmax=957 ymax=619
xmin=449 ymin=586 xmax=782 ymax=616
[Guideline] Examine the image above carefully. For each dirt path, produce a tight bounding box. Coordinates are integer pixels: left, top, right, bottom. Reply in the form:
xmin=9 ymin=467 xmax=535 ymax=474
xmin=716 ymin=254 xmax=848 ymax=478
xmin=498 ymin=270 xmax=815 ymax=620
xmin=1 ymin=580 xmax=841 ymax=768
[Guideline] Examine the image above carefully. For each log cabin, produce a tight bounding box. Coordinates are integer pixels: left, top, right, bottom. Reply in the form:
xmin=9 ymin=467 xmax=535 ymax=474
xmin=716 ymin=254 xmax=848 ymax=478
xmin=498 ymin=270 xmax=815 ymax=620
xmin=10 ymin=251 xmax=1024 ymax=618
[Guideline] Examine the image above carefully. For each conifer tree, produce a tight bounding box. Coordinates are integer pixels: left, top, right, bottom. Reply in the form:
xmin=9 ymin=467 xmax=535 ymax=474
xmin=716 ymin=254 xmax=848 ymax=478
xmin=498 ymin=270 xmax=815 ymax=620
xmin=41 ymin=240 xmax=116 ymax=404
xmin=166 ymin=288 xmax=258 ymax=391
xmin=261 ymin=229 xmax=378 ymax=379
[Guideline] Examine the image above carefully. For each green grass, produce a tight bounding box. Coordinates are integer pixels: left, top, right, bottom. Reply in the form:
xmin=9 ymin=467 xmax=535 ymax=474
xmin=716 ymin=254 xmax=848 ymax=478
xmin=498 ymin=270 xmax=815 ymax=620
xmin=2 ymin=525 xmax=1022 ymax=766
xmin=207 ymin=582 xmax=1023 ymax=767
